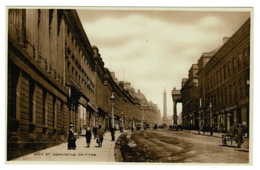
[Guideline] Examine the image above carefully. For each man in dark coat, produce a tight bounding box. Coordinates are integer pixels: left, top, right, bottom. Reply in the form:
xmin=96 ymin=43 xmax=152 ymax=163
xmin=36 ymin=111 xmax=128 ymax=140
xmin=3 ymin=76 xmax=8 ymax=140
xmin=210 ymin=124 xmax=214 ymax=136
xmin=93 ymin=125 xmax=98 ymax=139
xmin=85 ymin=127 xmax=92 ymax=148
xmin=110 ymin=126 xmax=115 ymax=141
xmin=67 ymin=123 xmax=76 ymax=150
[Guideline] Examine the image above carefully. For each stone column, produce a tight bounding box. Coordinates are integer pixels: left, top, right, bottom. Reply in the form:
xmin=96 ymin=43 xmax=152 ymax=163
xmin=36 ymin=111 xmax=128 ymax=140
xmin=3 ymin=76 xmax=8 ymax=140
xmin=173 ymin=100 xmax=178 ymax=125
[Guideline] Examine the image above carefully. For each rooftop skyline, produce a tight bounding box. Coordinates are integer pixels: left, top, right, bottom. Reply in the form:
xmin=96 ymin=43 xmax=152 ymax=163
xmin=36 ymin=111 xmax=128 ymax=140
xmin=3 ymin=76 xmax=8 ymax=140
xmin=1 ymin=0 xmax=259 ymax=166
xmin=77 ymin=8 xmax=250 ymax=117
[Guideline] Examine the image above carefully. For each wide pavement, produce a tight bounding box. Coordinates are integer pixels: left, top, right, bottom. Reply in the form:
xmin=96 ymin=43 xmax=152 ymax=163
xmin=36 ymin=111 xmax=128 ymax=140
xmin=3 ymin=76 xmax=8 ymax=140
xmin=11 ymin=131 xmax=123 ymax=163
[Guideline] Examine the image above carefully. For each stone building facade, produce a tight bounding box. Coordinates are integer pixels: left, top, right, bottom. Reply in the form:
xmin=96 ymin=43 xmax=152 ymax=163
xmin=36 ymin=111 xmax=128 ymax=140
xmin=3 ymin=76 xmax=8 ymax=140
xmin=7 ymin=9 xmax=160 ymax=160
xmin=181 ymin=64 xmax=200 ymax=129
xmin=203 ymin=18 xmax=250 ymax=133
xmin=197 ymin=50 xmax=217 ymax=129
xmin=180 ymin=18 xmax=250 ymax=133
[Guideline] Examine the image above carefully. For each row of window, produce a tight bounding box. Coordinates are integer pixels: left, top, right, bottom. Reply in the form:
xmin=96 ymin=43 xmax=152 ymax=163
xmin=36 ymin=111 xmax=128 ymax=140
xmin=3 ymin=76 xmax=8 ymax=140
xmin=182 ymin=99 xmax=200 ymax=114
xmin=207 ymin=46 xmax=249 ymax=90
xmin=65 ymin=27 xmax=95 ymax=94
xmin=66 ymin=59 xmax=95 ymax=94
xmin=208 ymin=75 xmax=249 ymax=109
xmin=9 ymin=9 xmax=66 ymax=87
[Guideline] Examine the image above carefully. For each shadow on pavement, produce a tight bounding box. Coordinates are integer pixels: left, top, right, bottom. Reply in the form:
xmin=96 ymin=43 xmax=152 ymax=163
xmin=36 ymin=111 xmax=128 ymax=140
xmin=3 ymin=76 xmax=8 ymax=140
xmin=218 ymin=145 xmax=249 ymax=153
xmin=218 ymin=145 xmax=237 ymax=148
xmin=235 ymin=149 xmax=249 ymax=153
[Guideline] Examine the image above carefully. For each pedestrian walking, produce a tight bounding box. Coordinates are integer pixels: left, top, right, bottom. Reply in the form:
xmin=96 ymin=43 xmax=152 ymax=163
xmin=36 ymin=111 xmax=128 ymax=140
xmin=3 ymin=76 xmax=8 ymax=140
xmin=93 ymin=125 xmax=98 ymax=139
xmin=131 ymin=126 xmax=134 ymax=133
xmin=67 ymin=123 xmax=76 ymax=150
xmin=210 ymin=124 xmax=214 ymax=136
xmin=110 ymin=126 xmax=115 ymax=141
xmin=85 ymin=127 xmax=92 ymax=148
xmin=202 ymin=124 xmax=205 ymax=135
xmin=119 ymin=126 xmax=123 ymax=133
xmin=96 ymin=125 xmax=105 ymax=147
xmin=197 ymin=126 xmax=201 ymax=135
xmin=236 ymin=124 xmax=244 ymax=148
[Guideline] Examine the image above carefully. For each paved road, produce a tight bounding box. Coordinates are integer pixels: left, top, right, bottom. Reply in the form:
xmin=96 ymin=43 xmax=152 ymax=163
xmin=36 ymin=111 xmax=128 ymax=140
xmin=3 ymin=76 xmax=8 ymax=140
xmin=115 ymin=129 xmax=250 ymax=163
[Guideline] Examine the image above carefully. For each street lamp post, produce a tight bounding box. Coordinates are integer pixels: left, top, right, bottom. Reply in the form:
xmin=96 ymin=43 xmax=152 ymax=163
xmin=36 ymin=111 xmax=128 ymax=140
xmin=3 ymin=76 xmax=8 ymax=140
xmin=110 ymin=93 xmax=115 ymax=141
xmin=209 ymin=102 xmax=212 ymax=126
xmin=209 ymin=102 xmax=213 ymax=136
xmin=111 ymin=93 xmax=115 ymax=128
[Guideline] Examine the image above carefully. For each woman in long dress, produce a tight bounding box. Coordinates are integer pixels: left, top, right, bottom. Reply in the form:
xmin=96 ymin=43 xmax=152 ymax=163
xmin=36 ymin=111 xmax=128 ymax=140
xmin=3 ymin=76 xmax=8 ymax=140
xmin=67 ymin=123 xmax=76 ymax=150
xmin=96 ymin=125 xmax=105 ymax=147
xmin=85 ymin=127 xmax=92 ymax=148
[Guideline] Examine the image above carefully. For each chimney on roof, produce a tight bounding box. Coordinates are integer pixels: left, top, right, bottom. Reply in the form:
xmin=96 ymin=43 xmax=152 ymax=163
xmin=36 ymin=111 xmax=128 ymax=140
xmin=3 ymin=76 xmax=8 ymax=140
xmin=223 ymin=37 xmax=229 ymax=44
xmin=111 ymin=72 xmax=115 ymax=79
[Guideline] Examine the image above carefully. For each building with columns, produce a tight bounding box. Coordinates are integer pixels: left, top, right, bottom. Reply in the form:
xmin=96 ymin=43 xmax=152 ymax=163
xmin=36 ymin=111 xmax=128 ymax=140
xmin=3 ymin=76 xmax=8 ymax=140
xmin=171 ymin=87 xmax=182 ymax=126
xmin=7 ymin=8 xmax=160 ymax=160
xmin=178 ymin=18 xmax=250 ymax=133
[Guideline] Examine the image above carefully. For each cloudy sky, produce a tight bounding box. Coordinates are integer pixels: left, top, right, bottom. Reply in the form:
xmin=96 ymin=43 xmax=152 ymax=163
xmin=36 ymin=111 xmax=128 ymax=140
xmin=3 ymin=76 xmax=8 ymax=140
xmin=77 ymin=8 xmax=250 ymax=118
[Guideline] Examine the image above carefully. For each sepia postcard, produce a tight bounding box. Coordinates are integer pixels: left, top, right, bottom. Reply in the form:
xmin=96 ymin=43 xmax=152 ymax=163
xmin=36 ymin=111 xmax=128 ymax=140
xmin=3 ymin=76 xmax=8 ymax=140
xmin=6 ymin=6 xmax=253 ymax=165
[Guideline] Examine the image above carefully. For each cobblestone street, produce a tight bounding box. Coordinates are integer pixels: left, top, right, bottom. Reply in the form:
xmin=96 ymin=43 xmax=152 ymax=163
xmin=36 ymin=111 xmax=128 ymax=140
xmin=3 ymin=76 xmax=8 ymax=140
xmin=115 ymin=129 xmax=250 ymax=163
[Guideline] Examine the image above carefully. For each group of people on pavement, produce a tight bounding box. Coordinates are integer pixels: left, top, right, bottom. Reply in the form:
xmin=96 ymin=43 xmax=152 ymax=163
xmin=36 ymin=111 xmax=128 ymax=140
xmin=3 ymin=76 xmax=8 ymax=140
xmin=67 ymin=123 xmax=105 ymax=150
